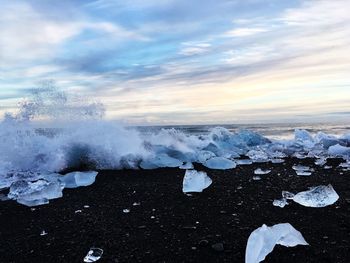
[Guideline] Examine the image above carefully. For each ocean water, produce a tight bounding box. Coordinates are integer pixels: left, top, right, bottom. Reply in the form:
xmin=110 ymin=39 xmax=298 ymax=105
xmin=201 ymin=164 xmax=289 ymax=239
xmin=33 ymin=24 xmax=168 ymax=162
xmin=138 ymin=123 xmax=350 ymax=140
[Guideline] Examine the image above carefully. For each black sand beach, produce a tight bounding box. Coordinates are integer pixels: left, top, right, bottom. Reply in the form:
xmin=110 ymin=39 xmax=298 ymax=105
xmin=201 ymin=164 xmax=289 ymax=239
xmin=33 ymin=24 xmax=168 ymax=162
xmin=1 ymin=158 xmax=349 ymax=263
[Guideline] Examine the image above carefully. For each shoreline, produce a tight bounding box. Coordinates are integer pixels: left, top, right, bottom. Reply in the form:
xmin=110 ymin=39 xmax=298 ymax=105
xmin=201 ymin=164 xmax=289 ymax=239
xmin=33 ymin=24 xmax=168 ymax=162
xmin=0 ymin=157 xmax=349 ymax=262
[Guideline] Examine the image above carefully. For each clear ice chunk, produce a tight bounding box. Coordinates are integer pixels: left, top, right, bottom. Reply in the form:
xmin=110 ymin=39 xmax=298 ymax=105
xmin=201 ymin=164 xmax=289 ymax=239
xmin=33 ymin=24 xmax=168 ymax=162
xmin=328 ymin=144 xmax=350 ymax=156
xmin=254 ymin=168 xmax=271 ymax=175
xmin=204 ymin=157 xmax=236 ymax=170
xmin=140 ymin=154 xmax=182 ymax=169
xmin=236 ymin=159 xmax=253 ymax=165
xmin=292 ymin=184 xmax=339 ymax=207
xmin=273 ymin=199 xmax=289 ymax=208
xmin=295 ymin=170 xmax=312 ymax=176
xmin=84 ymin=248 xmax=103 ymax=262
xmin=247 ymin=150 xmax=269 ymax=163
xmin=8 ymin=179 xmax=63 ymax=207
xmin=292 ymin=165 xmax=312 ymax=176
xmin=59 ymin=171 xmax=98 ymax=188
xmin=295 ymin=129 xmax=314 ymax=143
xmin=197 ymin=150 xmax=216 ymax=163
xmin=245 ymin=223 xmax=308 ymax=263
xmin=182 ymin=170 xmax=212 ymax=193
xmin=315 ymin=158 xmax=327 ymax=166
xmin=271 ymin=158 xmax=284 ymax=164
xmin=292 ymin=165 xmax=310 ymax=171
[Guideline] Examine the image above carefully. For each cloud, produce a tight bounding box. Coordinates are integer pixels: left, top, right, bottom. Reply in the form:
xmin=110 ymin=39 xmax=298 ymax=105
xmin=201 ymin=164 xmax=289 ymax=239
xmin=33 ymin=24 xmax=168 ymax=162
xmin=178 ymin=42 xmax=211 ymax=56
xmin=224 ymin=27 xmax=268 ymax=37
xmin=1 ymin=0 xmax=350 ymax=124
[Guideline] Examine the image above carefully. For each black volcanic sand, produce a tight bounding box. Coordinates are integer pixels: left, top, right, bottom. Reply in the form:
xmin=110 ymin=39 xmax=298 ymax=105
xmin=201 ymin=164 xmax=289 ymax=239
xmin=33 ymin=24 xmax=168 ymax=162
xmin=1 ymin=158 xmax=350 ymax=263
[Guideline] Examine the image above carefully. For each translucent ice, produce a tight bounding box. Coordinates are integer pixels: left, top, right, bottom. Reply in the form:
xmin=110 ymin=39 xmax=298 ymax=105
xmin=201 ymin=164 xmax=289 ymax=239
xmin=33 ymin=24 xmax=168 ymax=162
xmin=292 ymin=165 xmax=312 ymax=176
xmin=84 ymin=248 xmax=103 ymax=262
xmin=254 ymin=168 xmax=271 ymax=175
xmin=273 ymin=199 xmax=289 ymax=208
xmin=236 ymin=159 xmax=253 ymax=165
xmin=8 ymin=179 xmax=63 ymax=207
xmin=59 ymin=171 xmax=98 ymax=188
xmin=295 ymin=170 xmax=312 ymax=176
xmin=245 ymin=223 xmax=308 ymax=263
xmin=315 ymin=158 xmax=327 ymax=166
xmin=247 ymin=150 xmax=269 ymax=163
xmin=292 ymin=165 xmax=310 ymax=171
xmin=328 ymin=144 xmax=350 ymax=156
xmin=271 ymin=158 xmax=284 ymax=164
xmin=295 ymin=129 xmax=314 ymax=147
xmin=204 ymin=157 xmax=236 ymax=170
xmin=183 ymin=170 xmax=212 ymax=193
xmin=139 ymin=154 xmax=182 ymax=169
xmin=292 ymin=184 xmax=339 ymax=207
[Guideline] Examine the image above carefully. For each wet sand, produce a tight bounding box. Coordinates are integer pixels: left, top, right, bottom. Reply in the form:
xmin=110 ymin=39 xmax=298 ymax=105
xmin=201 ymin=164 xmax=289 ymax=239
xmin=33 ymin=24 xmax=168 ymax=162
xmin=0 ymin=158 xmax=349 ymax=262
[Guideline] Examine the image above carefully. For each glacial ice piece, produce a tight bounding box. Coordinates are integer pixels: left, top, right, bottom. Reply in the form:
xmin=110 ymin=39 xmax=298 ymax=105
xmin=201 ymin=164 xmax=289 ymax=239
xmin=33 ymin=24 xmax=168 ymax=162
xmin=84 ymin=248 xmax=103 ymax=262
xmin=315 ymin=158 xmax=327 ymax=166
xmin=292 ymin=184 xmax=339 ymax=207
xmin=237 ymin=129 xmax=271 ymax=146
xmin=292 ymin=165 xmax=312 ymax=176
xmin=59 ymin=171 xmax=98 ymax=188
xmin=236 ymin=159 xmax=253 ymax=165
xmin=247 ymin=150 xmax=269 ymax=163
xmin=8 ymin=179 xmax=63 ymax=207
xmin=295 ymin=170 xmax=312 ymax=176
xmin=197 ymin=150 xmax=216 ymax=164
xmin=271 ymin=158 xmax=284 ymax=164
xmin=179 ymin=162 xmax=194 ymax=169
xmin=328 ymin=144 xmax=350 ymax=156
xmin=183 ymin=170 xmax=212 ymax=193
xmin=204 ymin=157 xmax=236 ymax=170
xmin=292 ymin=165 xmax=310 ymax=171
xmin=294 ymin=129 xmax=314 ymax=149
xmin=273 ymin=199 xmax=289 ymax=208
xmin=339 ymin=162 xmax=350 ymax=171
xmin=245 ymin=223 xmax=308 ymax=263
xmin=254 ymin=168 xmax=271 ymax=175
xmin=273 ymin=191 xmax=294 ymax=208
xmin=140 ymin=154 xmax=182 ymax=169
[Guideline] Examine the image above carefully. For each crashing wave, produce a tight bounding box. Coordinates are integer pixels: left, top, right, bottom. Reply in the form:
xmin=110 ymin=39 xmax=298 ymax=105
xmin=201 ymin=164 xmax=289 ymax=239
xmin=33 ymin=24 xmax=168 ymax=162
xmin=0 ymin=85 xmax=350 ymax=195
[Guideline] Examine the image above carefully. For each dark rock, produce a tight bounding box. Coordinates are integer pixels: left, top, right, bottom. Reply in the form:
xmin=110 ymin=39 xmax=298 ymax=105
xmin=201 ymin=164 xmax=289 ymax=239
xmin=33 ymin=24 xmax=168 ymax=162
xmin=211 ymin=243 xmax=224 ymax=252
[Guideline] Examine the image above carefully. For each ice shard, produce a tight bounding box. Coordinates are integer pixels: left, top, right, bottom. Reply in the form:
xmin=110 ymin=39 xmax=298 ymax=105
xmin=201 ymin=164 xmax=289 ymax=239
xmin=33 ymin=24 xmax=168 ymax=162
xmin=59 ymin=171 xmax=98 ymax=188
xmin=182 ymin=170 xmax=212 ymax=193
xmin=8 ymin=179 xmax=64 ymax=207
xmin=292 ymin=184 xmax=339 ymax=207
xmin=84 ymin=248 xmax=103 ymax=262
xmin=203 ymin=157 xmax=236 ymax=170
xmin=254 ymin=168 xmax=271 ymax=175
xmin=245 ymin=223 xmax=308 ymax=263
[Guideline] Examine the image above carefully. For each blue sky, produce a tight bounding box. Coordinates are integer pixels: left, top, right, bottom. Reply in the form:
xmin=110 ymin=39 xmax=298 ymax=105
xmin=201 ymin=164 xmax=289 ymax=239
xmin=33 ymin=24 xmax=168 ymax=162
xmin=0 ymin=0 xmax=350 ymax=124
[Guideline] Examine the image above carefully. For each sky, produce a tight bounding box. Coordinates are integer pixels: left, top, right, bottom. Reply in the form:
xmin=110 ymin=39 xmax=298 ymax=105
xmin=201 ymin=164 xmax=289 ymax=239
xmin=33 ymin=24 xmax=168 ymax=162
xmin=0 ymin=0 xmax=350 ymax=125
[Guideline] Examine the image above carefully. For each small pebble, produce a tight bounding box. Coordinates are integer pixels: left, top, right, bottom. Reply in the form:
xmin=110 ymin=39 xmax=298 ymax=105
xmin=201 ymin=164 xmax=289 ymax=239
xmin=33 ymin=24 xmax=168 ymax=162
xmin=211 ymin=243 xmax=224 ymax=252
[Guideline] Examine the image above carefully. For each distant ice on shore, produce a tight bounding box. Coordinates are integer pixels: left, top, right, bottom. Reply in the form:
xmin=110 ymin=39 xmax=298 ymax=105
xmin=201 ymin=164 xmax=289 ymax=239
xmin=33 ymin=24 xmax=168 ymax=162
xmin=0 ymin=86 xmax=349 ymax=198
